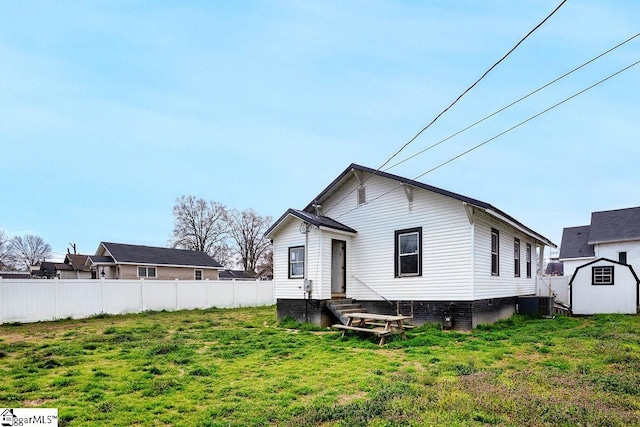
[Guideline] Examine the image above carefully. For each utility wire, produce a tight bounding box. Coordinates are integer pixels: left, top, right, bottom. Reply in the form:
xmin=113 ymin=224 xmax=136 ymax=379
xmin=378 ymin=0 xmax=568 ymax=171
xmin=334 ymin=59 xmax=640 ymax=221
xmin=384 ymin=32 xmax=640 ymax=171
xmin=323 ymin=0 xmax=567 ymax=216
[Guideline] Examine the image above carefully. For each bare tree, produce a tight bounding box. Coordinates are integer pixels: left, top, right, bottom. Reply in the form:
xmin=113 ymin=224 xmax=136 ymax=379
xmin=8 ymin=234 xmax=52 ymax=271
xmin=225 ymin=208 xmax=272 ymax=273
xmin=170 ymin=195 xmax=232 ymax=266
xmin=0 ymin=229 xmax=10 ymax=269
xmin=255 ymin=247 xmax=273 ymax=279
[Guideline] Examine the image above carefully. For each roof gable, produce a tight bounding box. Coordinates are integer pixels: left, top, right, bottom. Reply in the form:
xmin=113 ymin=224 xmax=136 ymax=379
xmin=588 ymin=206 xmax=640 ymax=244
xmin=98 ymin=242 xmax=223 ymax=268
xmin=559 ymin=225 xmax=594 ymax=259
xmin=300 ymin=163 xmax=554 ymax=246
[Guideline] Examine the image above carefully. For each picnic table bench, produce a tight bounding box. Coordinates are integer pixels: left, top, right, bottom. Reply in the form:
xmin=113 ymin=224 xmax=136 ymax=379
xmin=332 ymin=312 xmax=412 ymax=346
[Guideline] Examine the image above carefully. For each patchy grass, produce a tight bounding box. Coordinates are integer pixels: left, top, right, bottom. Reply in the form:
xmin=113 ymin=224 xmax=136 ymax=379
xmin=1 ymin=307 xmax=639 ymax=426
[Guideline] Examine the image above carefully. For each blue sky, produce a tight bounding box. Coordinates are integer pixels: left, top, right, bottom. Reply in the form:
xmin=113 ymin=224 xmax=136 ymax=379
xmin=1 ymin=0 xmax=638 ymax=260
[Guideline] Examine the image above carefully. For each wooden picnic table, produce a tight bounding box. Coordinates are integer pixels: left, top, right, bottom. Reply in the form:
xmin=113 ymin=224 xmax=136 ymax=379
xmin=332 ymin=312 xmax=412 ymax=346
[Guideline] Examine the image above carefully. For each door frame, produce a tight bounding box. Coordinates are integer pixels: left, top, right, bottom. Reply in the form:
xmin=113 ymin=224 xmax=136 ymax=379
xmin=331 ymin=239 xmax=346 ymax=296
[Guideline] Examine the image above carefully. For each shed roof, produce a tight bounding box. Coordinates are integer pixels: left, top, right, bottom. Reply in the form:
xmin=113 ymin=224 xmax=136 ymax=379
xmin=559 ymin=225 xmax=595 ymax=259
xmin=98 ymin=242 xmax=223 ymax=268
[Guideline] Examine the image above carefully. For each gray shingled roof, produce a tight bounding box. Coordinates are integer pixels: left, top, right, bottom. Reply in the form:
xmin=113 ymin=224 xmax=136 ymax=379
xmin=219 ymin=270 xmax=257 ymax=280
xmin=588 ymin=206 xmax=640 ymax=244
xmin=100 ymin=242 xmax=223 ymax=268
xmin=559 ymin=225 xmax=595 ymax=259
xmin=266 ymin=208 xmax=357 ymax=237
xmin=303 ymin=164 xmax=554 ymax=246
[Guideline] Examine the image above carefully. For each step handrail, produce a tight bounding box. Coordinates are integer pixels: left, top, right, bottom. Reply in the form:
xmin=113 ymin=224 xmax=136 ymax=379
xmin=351 ymin=274 xmax=393 ymax=306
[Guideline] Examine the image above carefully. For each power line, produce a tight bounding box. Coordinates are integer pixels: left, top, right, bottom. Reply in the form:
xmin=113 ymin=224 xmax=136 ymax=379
xmin=334 ymin=58 xmax=640 ymax=221
xmin=384 ymin=32 xmax=640 ymax=171
xmin=323 ymin=0 xmax=567 ymax=216
xmin=378 ymin=0 xmax=568 ymax=171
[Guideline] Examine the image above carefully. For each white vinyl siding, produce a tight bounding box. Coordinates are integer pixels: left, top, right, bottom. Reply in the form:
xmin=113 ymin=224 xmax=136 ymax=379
xmin=271 ymin=170 xmax=548 ymax=302
xmin=325 ymin=173 xmax=472 ymax=301
xmin=571 ymin=259 xmax=637 ymax=314
xmin=272 ymin=217 xmax=320 ymax=299
xmin=595 ymin=240 xmax=640 ymax=273
xmin=473 ymin=212 xmax=537 ymax=299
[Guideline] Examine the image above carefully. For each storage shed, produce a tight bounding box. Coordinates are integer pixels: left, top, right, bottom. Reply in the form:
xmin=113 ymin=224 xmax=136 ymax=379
xmin=569 ymin=258 xmax=639 ymax=315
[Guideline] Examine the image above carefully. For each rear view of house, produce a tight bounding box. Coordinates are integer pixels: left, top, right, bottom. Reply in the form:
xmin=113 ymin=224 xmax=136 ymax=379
xmin=266 ymin=164 xmax=555 ymax=331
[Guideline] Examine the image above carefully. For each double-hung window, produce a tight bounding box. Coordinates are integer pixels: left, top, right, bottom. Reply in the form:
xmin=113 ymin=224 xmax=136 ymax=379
xmin=491 ymin=228 xmax=499 ymax=276
xmin=526 ymin=244 xmax=532 ymax=278
xmin=514 ymin=238 xmax=521 ymax=277
xmin=194 ymin=269 xmax=203 ymax=280
xmin=289 ymin=246 xmax=305 ymax=279
xmin=592 ymin=266 xmax=614 ymax=285
xmin=395 ymin=227 xmax=422 ymax=277
xmin=138 ymin=266 xmax=157 ymax=278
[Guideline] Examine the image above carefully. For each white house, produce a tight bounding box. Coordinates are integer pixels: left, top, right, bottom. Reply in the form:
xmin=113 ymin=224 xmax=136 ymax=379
xmin=559 ymin=206 xmax=640 ymax=314
xmin=560 ymin=206 xmax=640 ymax=278
xmin=569 ymin=258 xmax=639 ymax=315
xmin=265 ymin=164 xmax=555 ymax=330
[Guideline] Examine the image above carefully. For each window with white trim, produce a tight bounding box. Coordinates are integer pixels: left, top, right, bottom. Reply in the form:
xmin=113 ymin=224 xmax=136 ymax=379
xmin=289 ymin=246 xmax=305 ymax=279
xmin=194 ymin=269 xmax=203 ymax=280
xmin=491 ymin=228 xmax=499 ymax=276
xmin=395 ymin=227 xmax=422 ymax=277
xmin=137 ymin=266 xmax=157 ymax=278
xmin=526 ymin=243 xmax=532 ymax=278
xmin=514 ymin=238 xmax=521 ymax=277
xmin=592 ymin=266 xmax=614 ymax=285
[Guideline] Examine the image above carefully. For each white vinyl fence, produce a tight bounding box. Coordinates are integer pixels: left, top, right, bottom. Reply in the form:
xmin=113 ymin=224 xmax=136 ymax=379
xmin=537 ymin=275 xmax=570 ymax=305
xmin=0 ymin=278 xmax=274 ymax=324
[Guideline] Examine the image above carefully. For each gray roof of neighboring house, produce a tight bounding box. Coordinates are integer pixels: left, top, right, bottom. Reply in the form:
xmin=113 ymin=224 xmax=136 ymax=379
xmin=588 ymin=206 xmax=640 ymax=244
xmin=559 ymin=225 xmax=595 ymax=259
xmin=219 ymin=270 xmax=257 ymax=280
xmin=266 ymin=208 xmax=358 ymax=237
xmin=544 ymin=261 xmax=564 ymax=276
xmin=88 ymin=256 xmax=115 ymax=264
xmin=99 ymin=242 xmax=223 ymax=268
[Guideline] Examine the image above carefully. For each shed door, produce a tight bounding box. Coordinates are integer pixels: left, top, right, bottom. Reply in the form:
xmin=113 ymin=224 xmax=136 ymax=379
xmin=331 ymin=240 xmax=346 ymax=294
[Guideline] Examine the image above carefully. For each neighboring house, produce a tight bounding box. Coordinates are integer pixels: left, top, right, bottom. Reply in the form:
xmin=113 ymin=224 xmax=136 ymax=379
xmin=86 ymin=242 xmax=223 ymax=280
xmin=0 ymin=271 xmax=32 ymax=279
xmin=544 ymin=258 xmax=564 ymax=276
xmin=32 ymin=261 xmax=62 ymax=278
xmin=265 ymin=163 xmax=555 ymax=330
xmin=58 ymin=254 xmax=93 ymax=279
xmin=559 ymin=206 xmax=640 ymax=278
xmin=569 ymin=258 xmax=639 ymax=315
xmin=219 ymin=270 xmax=257 ymax=280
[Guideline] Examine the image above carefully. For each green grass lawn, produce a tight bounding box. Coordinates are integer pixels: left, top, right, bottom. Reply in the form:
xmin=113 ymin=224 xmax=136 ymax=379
xmin=1 ymin=306 xmax=639 ymax=426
